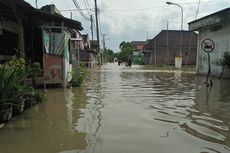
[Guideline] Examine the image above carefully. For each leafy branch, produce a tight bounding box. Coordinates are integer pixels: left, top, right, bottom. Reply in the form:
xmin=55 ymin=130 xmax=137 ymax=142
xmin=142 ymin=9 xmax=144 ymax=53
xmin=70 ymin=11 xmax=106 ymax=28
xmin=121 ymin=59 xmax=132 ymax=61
xmin=216 ymin=52 xmax=230 ymax=79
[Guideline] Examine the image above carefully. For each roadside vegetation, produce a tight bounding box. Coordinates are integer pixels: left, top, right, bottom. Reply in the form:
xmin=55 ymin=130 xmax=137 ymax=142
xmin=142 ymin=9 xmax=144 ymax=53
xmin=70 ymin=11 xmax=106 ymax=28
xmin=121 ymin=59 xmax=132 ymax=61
xmin=216 ymin=52 xmax=230 ymax=79
xmin=0 ymin=57 xmax=44 ymax=123
xmin=71 ymin=63 xmax=87 ymax=87
xmin=103 ymin=48 xmax=117 ymax=63
xmin=118 ymin=41 xmax=134 ymax=62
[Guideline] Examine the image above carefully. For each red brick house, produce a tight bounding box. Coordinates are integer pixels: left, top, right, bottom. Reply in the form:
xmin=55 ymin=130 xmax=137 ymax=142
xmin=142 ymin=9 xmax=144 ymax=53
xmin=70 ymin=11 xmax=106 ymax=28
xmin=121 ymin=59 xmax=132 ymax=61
xmin=143 ymin=30 xmax=198 ymax=65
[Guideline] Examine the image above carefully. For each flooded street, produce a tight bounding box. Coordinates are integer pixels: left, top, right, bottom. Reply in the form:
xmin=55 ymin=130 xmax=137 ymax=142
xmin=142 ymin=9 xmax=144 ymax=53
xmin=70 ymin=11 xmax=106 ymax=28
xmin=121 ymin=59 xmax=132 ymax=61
xmin=0 ymin=63 xmax=230 ymax=153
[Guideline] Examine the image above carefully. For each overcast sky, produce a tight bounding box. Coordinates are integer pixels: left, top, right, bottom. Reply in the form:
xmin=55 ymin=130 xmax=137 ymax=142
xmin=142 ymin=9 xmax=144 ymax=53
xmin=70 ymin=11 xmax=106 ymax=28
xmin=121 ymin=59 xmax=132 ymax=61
xmin=25 ymin=0 xmax=230 ymax=52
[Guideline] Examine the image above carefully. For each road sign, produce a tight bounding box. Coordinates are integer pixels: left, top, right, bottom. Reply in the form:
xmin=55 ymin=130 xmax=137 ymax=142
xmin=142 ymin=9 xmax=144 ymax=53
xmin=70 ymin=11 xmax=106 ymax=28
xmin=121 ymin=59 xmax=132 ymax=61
xmin=201 ymin=38 xmax=215 ymax=53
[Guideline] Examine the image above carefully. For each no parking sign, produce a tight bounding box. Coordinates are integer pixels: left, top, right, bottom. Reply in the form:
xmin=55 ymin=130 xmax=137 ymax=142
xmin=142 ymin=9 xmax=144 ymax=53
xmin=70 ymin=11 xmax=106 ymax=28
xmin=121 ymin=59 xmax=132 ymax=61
xmin=201 ymin=38 xmax=215 ymax=87
xmin=201 ymin=38 xmax=215 ymax=53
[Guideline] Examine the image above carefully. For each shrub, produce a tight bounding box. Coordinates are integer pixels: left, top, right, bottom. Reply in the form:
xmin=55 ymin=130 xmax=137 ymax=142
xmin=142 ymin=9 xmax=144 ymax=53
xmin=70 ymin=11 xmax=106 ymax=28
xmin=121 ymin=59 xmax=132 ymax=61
xmin=0 ymin=57 xmax=44 ymax=121
xmin=216 ymin=52 xmax=230 ymax=79
xmin=71 ymin=63 xmax=86 ymax=87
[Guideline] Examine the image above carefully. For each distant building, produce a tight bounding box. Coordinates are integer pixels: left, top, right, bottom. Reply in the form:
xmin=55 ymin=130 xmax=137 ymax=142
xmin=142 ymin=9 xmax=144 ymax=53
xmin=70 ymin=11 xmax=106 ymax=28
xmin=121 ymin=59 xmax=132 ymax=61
xmin=81 ymin=34 xmax=97 ymax=68
xmin=189 ymin=7 xmax=230 ymax=78
xmin=130 ymin=41 xmax=146 ymax=52
xmin=130 ymin=41 xmax=146 ymax=65
xmin=143 ymin=30 xmax=198 ymax=65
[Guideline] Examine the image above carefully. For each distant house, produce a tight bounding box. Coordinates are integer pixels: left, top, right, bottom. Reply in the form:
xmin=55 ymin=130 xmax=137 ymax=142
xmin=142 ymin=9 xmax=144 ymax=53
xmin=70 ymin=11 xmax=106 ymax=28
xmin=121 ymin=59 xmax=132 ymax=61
xmin=130 ymin=41 xmax=146 ymax=52
xmin=188 ymin=7 xmax=230 ymax=78
xmin=130 ymin=41 xmax=146 ymax=65
xmin=91 ymin=40 xmax=100 ymax=65
xmin=81 ymin=34 xmax=97 ymax=68
xmin=143 ymin=30 xmax=198 ymax=65
xmin=0 ymin=0 xmax=83 ymax=87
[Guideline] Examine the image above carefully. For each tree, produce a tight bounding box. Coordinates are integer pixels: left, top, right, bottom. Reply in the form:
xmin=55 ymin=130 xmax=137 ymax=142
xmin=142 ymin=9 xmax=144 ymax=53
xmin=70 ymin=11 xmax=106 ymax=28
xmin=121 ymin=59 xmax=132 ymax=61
xmin=119 ymin=41 xmax=134 ymax=61
xmin=104 ymin=48 xmax=115 ymax=62
xmin=216 ymin=52 xmax=230 ymax=79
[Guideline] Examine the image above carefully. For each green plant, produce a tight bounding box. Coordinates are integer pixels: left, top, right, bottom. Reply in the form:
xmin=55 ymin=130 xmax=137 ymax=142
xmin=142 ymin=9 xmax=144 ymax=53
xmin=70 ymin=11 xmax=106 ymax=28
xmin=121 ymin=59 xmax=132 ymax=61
xmin=216 ymin=52 xmax=230 ymax=68
xmin=0 ymin=65 xmax=32 ymax=119
xmin=0 ymin=65 xmax=32 ymax=107
xmin=216 ymin=52 xmax=230 ymax=79
xmin=0 ymin=57 xmax=45 ymax=122
xmin=8 ymin=56 xmax=26 ymax=70
xmin=33 ymin=90 xmax=45 ymax=104
xmin=71 ymin=63 xmax=86 ymax=87
xmin=30 ymin=62 xmax=42 ymax=88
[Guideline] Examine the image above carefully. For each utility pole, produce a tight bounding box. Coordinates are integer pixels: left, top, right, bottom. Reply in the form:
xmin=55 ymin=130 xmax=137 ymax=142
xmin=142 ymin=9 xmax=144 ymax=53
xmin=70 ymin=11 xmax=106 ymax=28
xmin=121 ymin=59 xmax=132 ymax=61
xmin=94 ymin=0 xmax=100 ymax=66
xmin=102 ymin=34 xmax=108 ymax=63
xmin=167 ymin=20 xmax=169 ymax=65
xmin=102 ymin=34 xmax=108 ymax=50
xmin=90 ymin=15 xmax=94 ymax=42
xmin=35 ymin=0 xmax=38 ymax=8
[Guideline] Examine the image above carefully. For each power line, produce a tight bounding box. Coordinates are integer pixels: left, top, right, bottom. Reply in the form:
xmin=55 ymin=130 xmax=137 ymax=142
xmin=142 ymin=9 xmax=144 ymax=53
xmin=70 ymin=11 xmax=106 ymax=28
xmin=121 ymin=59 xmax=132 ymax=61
xmin=101 ymin=12 xmax=160 ymax=32
xmin=85 ymin=0 xmax=91 ymax=9
xmin=72 ymin=0 xmax=90 ymax=21
xmin=195 ymin=0 xmax=201 ymax=19
xmin=101 ymin=0 xmax=229 ymax=12
xmin=59 ymin=8 xmax=94 ymax=12
xmin=82 ymin=0 xmax=92 ymax=15
xmin=104 ymin=11 xmax=182 ymax=24
xmin=185 ymin=0 xmax=202 ymax=66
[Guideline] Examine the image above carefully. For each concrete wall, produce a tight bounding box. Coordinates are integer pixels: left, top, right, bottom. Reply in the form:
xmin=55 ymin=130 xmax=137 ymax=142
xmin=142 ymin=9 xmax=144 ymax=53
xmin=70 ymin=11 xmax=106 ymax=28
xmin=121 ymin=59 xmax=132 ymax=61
xmin=197 ymin=20 xmax=230 ymax=77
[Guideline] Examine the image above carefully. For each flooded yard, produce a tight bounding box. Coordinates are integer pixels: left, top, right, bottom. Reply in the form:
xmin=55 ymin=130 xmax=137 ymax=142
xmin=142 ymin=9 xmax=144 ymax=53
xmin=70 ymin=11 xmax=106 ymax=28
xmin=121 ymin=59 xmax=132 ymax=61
xmin=0 ymin=63 xmax=230 ymax=153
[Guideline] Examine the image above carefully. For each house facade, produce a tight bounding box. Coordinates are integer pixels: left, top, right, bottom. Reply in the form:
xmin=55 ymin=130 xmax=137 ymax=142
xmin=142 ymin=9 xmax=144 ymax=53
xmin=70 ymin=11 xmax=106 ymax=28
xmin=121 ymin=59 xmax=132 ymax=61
xmin=130 ymin=41 xmax=146 ymax=65
xmin=189 ymin=7 xmax=230 ymax=78
xmin=0 ymin=0 xmax=83 ymax=87
xmin=81 ymin=34 xmax=97 ymax=68
xmin=143 ymin=30 xmax=198 ymax=66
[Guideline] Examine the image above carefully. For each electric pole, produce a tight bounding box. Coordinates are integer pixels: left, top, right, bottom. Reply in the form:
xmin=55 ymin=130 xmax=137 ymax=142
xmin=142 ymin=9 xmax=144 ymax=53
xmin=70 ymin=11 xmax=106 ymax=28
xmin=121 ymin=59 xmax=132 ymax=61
xmin=102 ymin=34 xmax=108 ymax=63
xmin=90 ymin=15 xmax=94 ymax=42
xmin=102 ymin=34 xmax=108 ymax=50
xmin=35 ymin=0 xmax=38 ymax=8
xmin=94 ymin=0 xmax=100 ymax=66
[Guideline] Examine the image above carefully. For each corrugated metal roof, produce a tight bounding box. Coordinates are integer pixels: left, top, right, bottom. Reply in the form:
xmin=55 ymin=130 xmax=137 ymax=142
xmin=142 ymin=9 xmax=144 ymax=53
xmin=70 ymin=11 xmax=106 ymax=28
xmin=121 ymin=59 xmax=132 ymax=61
xmin=0 ymin=0 xmax=83 ymax=30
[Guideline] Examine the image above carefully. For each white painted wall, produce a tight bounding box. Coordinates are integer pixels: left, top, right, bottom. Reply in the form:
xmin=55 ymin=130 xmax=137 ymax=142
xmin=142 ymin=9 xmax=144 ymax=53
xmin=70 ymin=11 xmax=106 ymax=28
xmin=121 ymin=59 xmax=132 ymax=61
xmin=197 ymin=20 xmax=230 ymax=78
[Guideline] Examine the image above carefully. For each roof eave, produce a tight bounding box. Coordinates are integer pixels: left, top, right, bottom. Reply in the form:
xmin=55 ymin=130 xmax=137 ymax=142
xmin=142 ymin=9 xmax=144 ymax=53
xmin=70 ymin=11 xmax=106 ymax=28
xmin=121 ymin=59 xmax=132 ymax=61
xmin=188 ymin=7 xmax=230 ymax=31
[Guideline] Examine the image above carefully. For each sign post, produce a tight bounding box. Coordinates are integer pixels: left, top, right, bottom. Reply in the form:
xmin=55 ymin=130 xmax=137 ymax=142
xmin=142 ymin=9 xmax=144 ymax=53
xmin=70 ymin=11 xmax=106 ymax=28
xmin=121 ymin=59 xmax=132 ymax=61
xmin=175 ymin=56 xmax=182 ymax=69
xmin=201 ymin=38 xmax=215 ymax=86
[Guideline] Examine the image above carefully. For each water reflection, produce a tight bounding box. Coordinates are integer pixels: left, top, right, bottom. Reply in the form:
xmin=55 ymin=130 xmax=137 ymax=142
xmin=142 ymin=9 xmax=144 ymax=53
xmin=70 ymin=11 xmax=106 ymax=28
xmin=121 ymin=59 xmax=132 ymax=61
xmin=0 ymin=63 xmax=230 ymax=153
xmin=0 ymin=88 xmax=88 ymax=153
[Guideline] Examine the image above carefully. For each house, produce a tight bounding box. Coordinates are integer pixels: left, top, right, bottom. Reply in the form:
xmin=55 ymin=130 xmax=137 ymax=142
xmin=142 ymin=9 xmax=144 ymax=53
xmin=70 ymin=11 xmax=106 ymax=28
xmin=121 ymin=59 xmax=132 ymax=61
xmin=130 ymin=41 xmax=146 ymax=52
xmin=0 ymin=0 xmax=83 ymax=87
xmin=81 ymin=34 xmax=97 ymax=68
xmin=188 ymin=7 xmax=230 ymax=78
xmin=130 ymin=41 xmax=146 ymax=65
xmin=143 ymin=30 xmax=198 ymax=66
xmin=91 ymin=40 xmax=100 ymax=65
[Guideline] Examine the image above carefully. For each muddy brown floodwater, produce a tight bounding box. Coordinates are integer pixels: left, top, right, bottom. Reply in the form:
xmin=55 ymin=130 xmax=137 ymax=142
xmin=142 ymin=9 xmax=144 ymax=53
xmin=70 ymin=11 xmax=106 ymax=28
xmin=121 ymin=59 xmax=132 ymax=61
xmin=0 ymin=63 xmax=230 ymax=153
